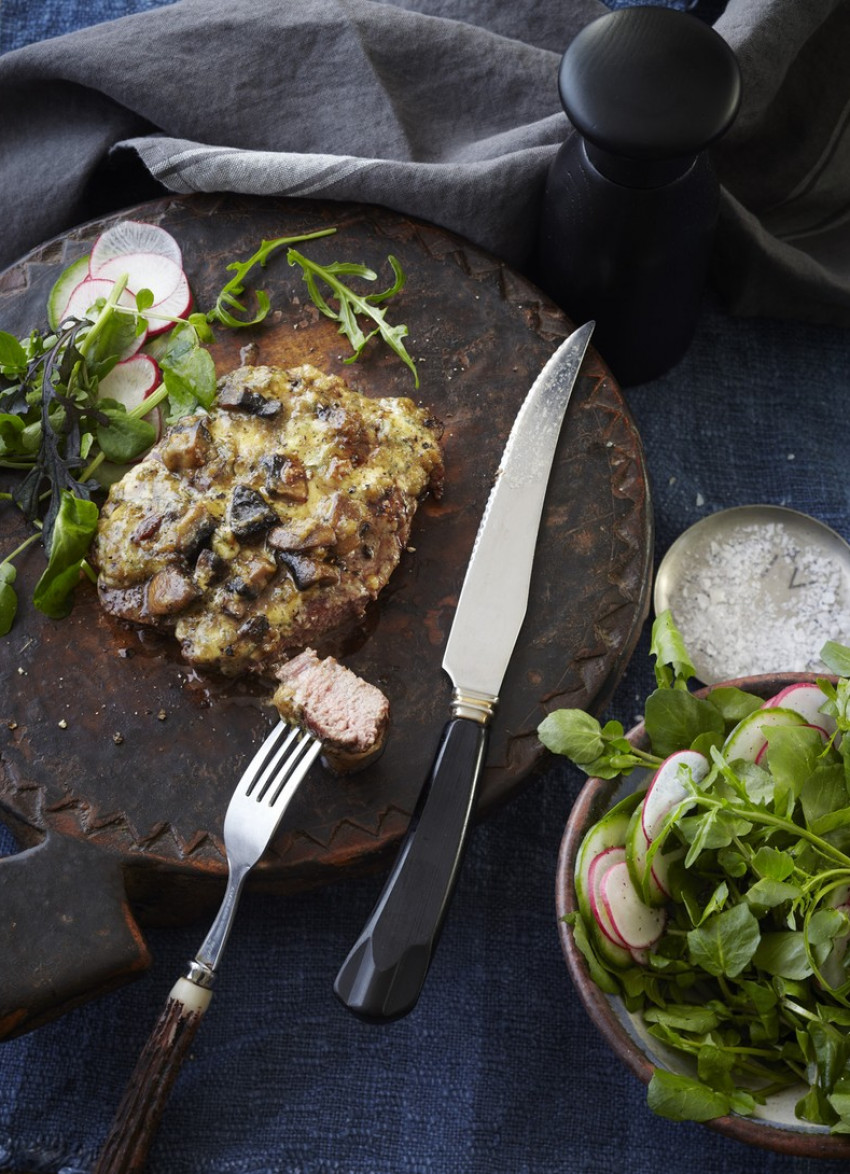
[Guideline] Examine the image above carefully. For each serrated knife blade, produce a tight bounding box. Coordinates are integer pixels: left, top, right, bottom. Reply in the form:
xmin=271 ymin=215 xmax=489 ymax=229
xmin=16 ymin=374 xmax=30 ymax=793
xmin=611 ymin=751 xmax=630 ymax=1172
xmin=333 ymin=321 xmax=595 ymax=1022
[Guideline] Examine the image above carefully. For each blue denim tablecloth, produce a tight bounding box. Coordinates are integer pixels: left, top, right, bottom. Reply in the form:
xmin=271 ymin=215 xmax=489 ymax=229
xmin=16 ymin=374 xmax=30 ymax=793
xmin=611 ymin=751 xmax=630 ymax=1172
xmin=2 ymin=3 xmax=850 ymax=1174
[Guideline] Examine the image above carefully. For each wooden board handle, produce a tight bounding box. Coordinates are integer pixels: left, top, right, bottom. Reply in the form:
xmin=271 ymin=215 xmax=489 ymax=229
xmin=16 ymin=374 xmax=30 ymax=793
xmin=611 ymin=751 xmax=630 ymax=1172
xmin=93 ymin=977 xmax=212 ymax=1174
xmin=0 ymin=831 xmax=150 ymax=1039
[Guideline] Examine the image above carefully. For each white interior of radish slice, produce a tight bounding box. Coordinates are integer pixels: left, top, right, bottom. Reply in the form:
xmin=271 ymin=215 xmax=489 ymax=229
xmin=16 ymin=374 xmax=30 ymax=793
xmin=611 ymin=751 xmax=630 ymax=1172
xmin=89 ymin=220 xmax=183 ymax=272
xmin=98 ymin=354 xmax=161 ymax=412
xmin=94 ymin=253 xmax=183 ymax=305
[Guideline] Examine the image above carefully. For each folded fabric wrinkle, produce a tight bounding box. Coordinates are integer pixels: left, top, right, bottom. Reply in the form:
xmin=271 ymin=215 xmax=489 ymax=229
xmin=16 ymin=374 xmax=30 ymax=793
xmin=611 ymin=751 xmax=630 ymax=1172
xmin=1 ymin=0 xmax=849 ymax=327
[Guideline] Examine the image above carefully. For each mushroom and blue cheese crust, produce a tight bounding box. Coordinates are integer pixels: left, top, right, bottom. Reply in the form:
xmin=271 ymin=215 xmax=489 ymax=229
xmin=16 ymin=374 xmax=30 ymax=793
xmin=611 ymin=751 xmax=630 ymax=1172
xmin=91 ymin=363 xmax=444 ymax=678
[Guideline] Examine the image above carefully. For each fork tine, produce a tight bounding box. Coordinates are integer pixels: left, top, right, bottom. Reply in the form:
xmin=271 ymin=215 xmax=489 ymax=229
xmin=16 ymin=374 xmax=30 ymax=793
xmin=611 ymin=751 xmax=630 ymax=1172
xmin=267 ymin=732 xmax=322 ymax=805
xmin=241 ymin=721 xmax=299 ymax=799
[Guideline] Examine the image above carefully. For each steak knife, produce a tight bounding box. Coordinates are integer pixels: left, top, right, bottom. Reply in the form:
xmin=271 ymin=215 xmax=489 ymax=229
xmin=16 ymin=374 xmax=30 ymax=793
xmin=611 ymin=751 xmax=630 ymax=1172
xmin=333 ymin=321 xmax=595 ymax=1022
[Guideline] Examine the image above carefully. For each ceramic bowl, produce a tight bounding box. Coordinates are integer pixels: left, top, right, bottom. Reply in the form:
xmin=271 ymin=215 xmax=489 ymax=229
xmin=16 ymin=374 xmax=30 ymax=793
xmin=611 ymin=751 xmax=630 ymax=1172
xmin=556 ymin=672 xmax=850 ymax=1159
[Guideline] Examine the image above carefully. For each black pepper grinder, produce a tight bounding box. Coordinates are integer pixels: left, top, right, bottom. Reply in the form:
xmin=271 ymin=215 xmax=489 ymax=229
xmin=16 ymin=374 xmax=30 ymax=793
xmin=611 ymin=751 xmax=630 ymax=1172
xmin=535 ymin=6 xmax=741 ymax=386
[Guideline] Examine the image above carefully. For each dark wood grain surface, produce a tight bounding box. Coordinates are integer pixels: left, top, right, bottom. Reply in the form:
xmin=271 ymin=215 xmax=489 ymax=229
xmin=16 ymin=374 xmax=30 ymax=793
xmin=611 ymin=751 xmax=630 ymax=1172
xmin=0 ymin=194 xmax=652 ymax=1035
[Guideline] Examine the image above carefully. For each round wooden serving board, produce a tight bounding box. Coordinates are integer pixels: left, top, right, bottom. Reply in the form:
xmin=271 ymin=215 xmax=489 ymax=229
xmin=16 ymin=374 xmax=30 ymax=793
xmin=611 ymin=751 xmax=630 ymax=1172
xmin=0 ymin=194 xmax=652 ymax=1036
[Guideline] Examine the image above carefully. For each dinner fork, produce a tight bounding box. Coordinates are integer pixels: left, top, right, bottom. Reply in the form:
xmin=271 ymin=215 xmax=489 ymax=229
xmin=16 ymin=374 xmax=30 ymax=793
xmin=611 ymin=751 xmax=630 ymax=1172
xmin=93 ymin=721 xmax=322 ymax=1174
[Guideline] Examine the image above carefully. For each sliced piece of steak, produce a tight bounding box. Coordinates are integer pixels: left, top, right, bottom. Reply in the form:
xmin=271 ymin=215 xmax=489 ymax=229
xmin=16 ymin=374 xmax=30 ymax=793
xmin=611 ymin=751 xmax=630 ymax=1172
xmin=273 ymin=648 xmax=390 ymax=773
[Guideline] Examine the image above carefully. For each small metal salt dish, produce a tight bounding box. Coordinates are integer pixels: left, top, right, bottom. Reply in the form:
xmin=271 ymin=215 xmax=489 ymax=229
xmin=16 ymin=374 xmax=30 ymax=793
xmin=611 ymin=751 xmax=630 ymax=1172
xmin=653 ymin=504 xmax=850 ymax=683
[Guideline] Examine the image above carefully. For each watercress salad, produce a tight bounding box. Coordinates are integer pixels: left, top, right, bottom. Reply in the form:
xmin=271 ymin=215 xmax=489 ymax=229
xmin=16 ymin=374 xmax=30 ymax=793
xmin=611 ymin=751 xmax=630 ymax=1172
xmin=539 ymin=612 xmax=850 ymax=1134
xmin=0 ymin=221 xmax=419 ymax=637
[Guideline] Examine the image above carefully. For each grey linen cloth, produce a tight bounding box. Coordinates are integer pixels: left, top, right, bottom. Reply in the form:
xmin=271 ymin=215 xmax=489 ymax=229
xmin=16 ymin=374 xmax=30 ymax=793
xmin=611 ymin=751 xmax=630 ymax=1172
xmin=0 ymin=0 xmax=849 ymax=326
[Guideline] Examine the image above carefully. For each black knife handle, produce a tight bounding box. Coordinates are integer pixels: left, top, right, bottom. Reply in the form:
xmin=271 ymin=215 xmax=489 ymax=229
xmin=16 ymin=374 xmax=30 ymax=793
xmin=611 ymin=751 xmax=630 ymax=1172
xmin=333 ymin=716 xmax=489 ymax=1022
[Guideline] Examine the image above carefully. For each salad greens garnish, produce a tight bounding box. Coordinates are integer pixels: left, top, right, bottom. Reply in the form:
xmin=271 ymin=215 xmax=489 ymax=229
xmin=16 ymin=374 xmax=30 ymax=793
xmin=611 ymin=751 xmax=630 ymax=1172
xmin=206 ymin=228 xmax=336 ymax=328
xmin=542 ymin=612 xmax=850 ymax=1134
xmin=207 ymin=229 xmax=419 ymax=387
xmin=286 ymin=249 xmax=419 ymax=388
xmin=0 ymin=221 xmax=421 ymax=636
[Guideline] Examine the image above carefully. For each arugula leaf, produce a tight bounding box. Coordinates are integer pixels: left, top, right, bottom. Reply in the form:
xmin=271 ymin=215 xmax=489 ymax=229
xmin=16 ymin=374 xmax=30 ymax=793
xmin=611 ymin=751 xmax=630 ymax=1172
xmin=206 ymin=228 xmax=337 ymax=328
xmin=287 ymin=248 xmax=420 ymax=387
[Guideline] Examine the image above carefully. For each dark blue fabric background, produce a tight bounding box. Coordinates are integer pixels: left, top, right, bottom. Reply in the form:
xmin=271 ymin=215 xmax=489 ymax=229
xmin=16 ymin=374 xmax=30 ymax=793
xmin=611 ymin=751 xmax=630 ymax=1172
xmin=2 ymin=3 xmax=850 ymax=1173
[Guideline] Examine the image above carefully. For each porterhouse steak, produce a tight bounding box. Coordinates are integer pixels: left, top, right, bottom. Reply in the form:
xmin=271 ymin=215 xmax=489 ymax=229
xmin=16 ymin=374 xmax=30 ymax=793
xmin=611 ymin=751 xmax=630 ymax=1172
xmin=91 ymin=363 xmax=444 ymax=678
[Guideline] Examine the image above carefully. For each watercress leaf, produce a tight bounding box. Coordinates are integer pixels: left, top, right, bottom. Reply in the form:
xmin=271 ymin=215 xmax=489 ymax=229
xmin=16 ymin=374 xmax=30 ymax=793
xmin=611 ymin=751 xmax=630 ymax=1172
xmin=696 ymin=1043 xmax=737 ymax=1093
xmin=810 ymin=804 xmax=850 ymax=843
xmin=186 ymin=312 xmax=216 ymax=344
xmin=691 ymin=729 xmax=725 ymax=758
xmin=745 ymin=878 xmax=801 ymax=912
xmin=796 ymin=1083 xmax=837 ymax=1126
xmin=646 ymin=1069 xmax=733 ymax=1122
xmin=821 ymin=641 xmax=850 ymax=677
xmin=95 ymin=406 xmax=156 ymax=464
xmin=680 ymin=807 xmax=751 ymax=863
xmin=706 ymin=685 xmax=764 ymax=726
xmin=0 ymin=412 xmax=26 ymax=455
xmin=698 ymin=880 xmax=730 ymax=924
xmin=736 ymin=760 xmax=775 ymax=806
xmin=0 ymin=562 xmax=18 ymax=636
xmin=753 ymin=932 xmax=812 ymax=980
xmin=32 ymin=490 xmax=99 ymax=619
xmin=158 ymin=322 xmax=217 ymax=420
xmin=807 ymin=907 xmax=847 ymax=948
xmin=650 ymin=610 xmax=697 ymax=688
xmin=728 ymin=1089 xmax=758 ymax=1116
xmin=687 ymin=903 xmax=761 ymax=978
xmin=764 ymin=725 xmax=828 ymax=800
xmin=537 ymin=709 xmax=604 ymax=764
xmin=0 ymin=331 xmax=27 ymax=371
xmin=752 ymin=845 xmax=796 ymax=881
xmin=135 ymin=288 xmax=155 ymax=312
xmin=644 ymin=687 xmax=725 ymax=758
xmin=644 ymin=1003 xmax=721 ymax=1034
xmin=801 ymin=768 xmax=849 ymax=841
xmin=739 ymin=977 xmax=778 ymax=1014
xmin=717 ymin=847 xmax=748 ymax=878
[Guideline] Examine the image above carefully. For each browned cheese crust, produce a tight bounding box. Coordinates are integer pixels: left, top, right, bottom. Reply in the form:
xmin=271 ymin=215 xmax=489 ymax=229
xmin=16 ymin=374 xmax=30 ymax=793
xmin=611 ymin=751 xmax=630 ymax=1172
xmin=91 ymin=364 xmax=444 ymax=676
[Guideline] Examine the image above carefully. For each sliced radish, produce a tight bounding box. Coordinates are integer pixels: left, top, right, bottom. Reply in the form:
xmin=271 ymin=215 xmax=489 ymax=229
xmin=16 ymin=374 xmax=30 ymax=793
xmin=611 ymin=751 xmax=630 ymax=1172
xmin=63 ymin=277 xmax=138 ymax=322
xmin=88 ymin=255 xmax=192 ymax=336
xmin=98 ymin=354 xmax=161 ymax=412
xmin=642 ymin=749 xmax=708 ymax=841
xmin=575 ymin=795 xmax=638 ymax=922
xmin=61 ymin=278 xmax=147 ymax=360
xmin=588 ymin=847 xmax=631 ymax=950
xmin=764 ymin=683 xmax=837 ymax=737
xmin=89 ymin=220 xmax=182 ymax=274
xmin=47 ymin=255 xmax=90 ymax=330
xmin=626 ymin=805 xmax=683 ymax=906
xmin=723 ymin=705 xmax=808 ymax=764
xmin=145 ymin=268 xmax=193 ymax=335
xmin=599 ymin=859 xmax=667 ymax=950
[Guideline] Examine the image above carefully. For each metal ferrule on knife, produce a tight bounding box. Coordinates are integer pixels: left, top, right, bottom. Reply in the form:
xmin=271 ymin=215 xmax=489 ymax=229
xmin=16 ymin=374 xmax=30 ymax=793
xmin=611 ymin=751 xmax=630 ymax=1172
xmin=450 ymin=687 xmax=498 ymax=724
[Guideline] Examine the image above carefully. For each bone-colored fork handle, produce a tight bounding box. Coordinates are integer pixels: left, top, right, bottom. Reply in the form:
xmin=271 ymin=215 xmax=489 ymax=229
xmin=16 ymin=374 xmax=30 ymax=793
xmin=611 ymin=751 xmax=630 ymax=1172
xmin=92 ymin=977 xmax=212 ymax=1174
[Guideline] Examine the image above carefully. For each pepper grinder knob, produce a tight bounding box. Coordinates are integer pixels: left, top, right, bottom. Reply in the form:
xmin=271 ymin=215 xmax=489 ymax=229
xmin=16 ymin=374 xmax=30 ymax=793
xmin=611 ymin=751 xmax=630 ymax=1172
xmin=536 ymin=7 xmax=741 ymax=386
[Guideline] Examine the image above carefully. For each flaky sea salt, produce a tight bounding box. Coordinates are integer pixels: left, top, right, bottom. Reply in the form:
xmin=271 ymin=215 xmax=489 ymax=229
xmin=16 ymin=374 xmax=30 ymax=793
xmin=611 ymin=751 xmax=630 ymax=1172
xmin=662 ymin=518 xmax=850 ymax=681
